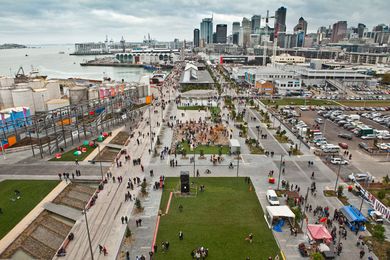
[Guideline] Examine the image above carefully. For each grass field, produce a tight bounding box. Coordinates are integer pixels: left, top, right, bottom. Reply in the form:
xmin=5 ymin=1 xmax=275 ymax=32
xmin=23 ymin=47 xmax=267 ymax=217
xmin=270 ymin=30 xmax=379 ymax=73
xmin=260 ymin=98 xmax=338 ymax=106
xmin=49 ymin=144 xmax=96 ymax=161
xmin=179 ymin=141 xmax=229 ymax=155
xmin=177 ymin=106 xmax=207 ymax=111
xmin=155 ymin=177 xmax=279 ymax=259
xmin=337 ymin=100 xmax=390 ymax=107
xmin=0 ymin=180 xmax=59 ymax=239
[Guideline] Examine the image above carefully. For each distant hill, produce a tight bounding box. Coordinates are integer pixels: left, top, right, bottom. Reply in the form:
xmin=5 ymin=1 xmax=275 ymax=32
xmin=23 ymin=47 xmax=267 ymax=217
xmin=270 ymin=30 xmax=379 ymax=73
xmin=0 ymin=43 xmax=27 ymax=49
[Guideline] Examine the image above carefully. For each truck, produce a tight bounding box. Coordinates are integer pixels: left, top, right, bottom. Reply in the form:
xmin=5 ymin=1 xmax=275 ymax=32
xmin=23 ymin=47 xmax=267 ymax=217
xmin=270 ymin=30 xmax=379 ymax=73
xmin=358 ymin=127 xmax=374 ymax=137
xmin=348 ymin=114 xmax=360 ymax=121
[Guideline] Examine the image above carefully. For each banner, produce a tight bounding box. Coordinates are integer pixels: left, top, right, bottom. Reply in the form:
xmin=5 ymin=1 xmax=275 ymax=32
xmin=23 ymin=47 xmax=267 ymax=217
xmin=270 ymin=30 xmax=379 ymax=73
xmin=356 ymin=182 xmax=390 ymax=221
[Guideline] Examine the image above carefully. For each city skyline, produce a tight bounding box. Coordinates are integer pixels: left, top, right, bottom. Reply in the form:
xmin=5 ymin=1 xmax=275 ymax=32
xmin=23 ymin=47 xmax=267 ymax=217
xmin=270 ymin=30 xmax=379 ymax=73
xmin=0 ymin=0 xmax=389 ymax=44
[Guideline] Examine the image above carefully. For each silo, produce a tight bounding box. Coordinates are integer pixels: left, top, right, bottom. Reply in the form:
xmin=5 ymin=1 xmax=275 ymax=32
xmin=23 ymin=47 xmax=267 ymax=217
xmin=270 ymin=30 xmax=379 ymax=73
xmin=88 ymin=87 xmax=99 ymax=100
xmin=0 ymin=87 xmax=14 ymax=109
xmin=29 ymin=79 xmax=45 ymax=89
xmin=46 ymin=99 xmax=70 ymax=111
xmin=33 ymin=88 xmax=49 ymax=112
xmin=45 ymin=80 xmax=61 ymax=99
xmin=12 ymin=88 xmax=34 ymax=114
xmin=69 ymin=86 xmax=88 ymax=105
xmin=137 ymin=84 xmax=144 ymax=98
xmin=0 ymin=76 xmax=14 ymax=87
xmin=14 ymin=83 xmax=29 ymax=89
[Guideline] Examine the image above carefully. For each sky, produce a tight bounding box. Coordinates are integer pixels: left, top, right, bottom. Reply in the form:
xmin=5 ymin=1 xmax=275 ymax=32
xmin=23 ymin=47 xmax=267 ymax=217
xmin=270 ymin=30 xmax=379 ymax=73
xmin=0 ymin=0 xmax=389 ymax=44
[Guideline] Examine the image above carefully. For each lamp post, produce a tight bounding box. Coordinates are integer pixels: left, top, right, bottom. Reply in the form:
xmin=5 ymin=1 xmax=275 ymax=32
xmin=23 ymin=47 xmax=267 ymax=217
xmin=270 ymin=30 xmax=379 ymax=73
xmin=256 ymin=125 xmax=260 ymax=143
xmin=193 ymin=144 xmax=196 ymax=177
xmin=97 ymin=144 xmax=104 ymax=180
xmin=236 ymin=150 xmax=240 ymax=177
xmin=334 ymin=157 xmax=343 ymax=192
xmin=277 ymin=154 xmax=284 ymax=190
xmin=149 ymin=105 xmax=153 ymax=152
xmin=82 ymin=209 xmax=94 ymax=260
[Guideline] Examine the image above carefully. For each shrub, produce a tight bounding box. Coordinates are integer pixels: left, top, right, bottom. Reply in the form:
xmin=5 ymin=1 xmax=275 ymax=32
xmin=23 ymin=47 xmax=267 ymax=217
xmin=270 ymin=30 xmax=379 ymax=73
xmin=378 ymin=190 xmax=386 ymax=200
xmin=372 ymin=224 xmax=385 ymax=242
xmin=312 ymin=252 xmax=324 ymax=260
xmin=141 ymin=181 xmax=147 ymax=194
xmin=135 ymin=198 xmax=142 ymax=209
xmin=125 ymin=226 xmax=132 ymax=238
xmin=337 ymin=185 xmax=344 ymax=197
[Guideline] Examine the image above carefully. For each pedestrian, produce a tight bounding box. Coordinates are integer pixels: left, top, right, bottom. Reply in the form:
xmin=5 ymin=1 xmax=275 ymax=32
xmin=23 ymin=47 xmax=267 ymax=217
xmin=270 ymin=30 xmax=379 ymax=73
xmin=136 ymin=219 xmax=139 ymax=227
xmin=99 ymin=244 xmax=103 ymax=254
xmin=121 ymin=216 xmax=124 ymax=224
xmin=139 ymin=218 xmax=142 ymax=226
xmin=103 ymin=246 xmax=108 ymax=256
xmin=148 ymin=251 xmax=153 ymax=260
xmin=126 ymin=251 xmax=130 ymax=260
xmin=311 ymin=172 xmax=315 ymax=179
xmin=75 ymin=159 xmax=79 ymax=165
xmin=58 ymin=173 xmax=62 ymax=180
xmin=72 ymin=173 xmax=75 ymax=179
xmin=125 ymin=216 xmax=128 ymax=223
xmin=359 ymin=248 xmax=365 ymax=258
xmin=179 ymin=230 xmax=183 ymax=240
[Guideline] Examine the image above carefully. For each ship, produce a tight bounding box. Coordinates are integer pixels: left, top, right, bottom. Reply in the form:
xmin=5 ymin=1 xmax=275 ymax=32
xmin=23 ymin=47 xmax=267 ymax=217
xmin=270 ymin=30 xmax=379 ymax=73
xmin=149 ymin=70 xmax=166 ymax=87
xmin=14 ymin=66 xmax=47 ymax=83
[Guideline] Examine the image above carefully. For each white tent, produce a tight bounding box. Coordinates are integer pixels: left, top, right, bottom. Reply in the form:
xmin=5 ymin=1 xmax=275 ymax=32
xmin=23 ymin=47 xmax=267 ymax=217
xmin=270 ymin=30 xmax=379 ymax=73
xmin=265 ymin=205 xmax=295 ymax=228
xmin=229 ymin=139 xmax=241 ymax=153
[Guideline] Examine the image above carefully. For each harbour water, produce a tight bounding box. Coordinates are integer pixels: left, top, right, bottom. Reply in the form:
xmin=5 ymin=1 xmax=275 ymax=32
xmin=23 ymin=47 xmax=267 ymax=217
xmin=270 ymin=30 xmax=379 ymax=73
xmin=0 ymin=44 xmax=150 ymax=82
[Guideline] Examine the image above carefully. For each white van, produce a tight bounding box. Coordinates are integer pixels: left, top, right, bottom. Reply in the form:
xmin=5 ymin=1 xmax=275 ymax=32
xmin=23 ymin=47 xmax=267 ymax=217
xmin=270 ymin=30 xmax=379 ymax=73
xmin=266 ymin=190 xmax=280 ymax=206
xmin=321 ymin=144 xmax=340 ymax=153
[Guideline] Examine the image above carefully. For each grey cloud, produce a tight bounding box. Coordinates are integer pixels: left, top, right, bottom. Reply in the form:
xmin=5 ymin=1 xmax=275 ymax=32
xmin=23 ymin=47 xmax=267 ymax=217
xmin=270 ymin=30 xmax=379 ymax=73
xmin=0 ymin=0 xmax=388 ymax=44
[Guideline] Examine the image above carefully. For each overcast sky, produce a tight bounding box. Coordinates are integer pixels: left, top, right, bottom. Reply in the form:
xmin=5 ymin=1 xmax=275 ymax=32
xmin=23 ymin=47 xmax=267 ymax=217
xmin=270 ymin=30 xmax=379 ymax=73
xmin=0 ymin=0 xmax=388 ymax=44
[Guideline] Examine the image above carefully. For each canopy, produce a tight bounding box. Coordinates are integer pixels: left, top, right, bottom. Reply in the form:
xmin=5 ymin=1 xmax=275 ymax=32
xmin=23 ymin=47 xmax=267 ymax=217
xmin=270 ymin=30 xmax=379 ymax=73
xmin=307 ymin=224 xmax=332 ymax=241
xmin=229 ymin=139 xmax=240 ymax=148
xmin=266 ymin=205 xmax=295 ymax=219
xmin=340 ymin=205 xmax=367 ymax=223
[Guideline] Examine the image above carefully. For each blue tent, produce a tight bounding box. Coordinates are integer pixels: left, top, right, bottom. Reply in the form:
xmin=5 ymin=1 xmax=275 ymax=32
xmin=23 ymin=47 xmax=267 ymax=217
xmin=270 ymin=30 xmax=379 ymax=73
xmin=339 ymin=205 xmax=367 ymax=231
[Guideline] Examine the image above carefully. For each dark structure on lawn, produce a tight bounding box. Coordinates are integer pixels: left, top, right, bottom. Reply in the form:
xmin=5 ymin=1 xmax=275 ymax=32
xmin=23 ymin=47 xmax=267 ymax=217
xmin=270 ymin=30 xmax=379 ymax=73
xmin=180 ymin=171 xmax=190 ymax=193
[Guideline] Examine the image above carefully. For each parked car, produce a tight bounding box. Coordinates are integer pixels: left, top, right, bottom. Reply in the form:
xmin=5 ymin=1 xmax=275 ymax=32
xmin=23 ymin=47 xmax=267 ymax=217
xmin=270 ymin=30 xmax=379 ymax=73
xmin=361 ymin=134 xmax=375 ymax=140
xmin=331 ymin=158 xmax=349 ymax=165
xmin=338 ymin=133 xmax=352 ymax=140
xmin=348 ymin=173 xmax=373 ymax=182
xmin=266 ymin=190 xmax=280 ymax=206
xmin=338 ymin=142 xmax=349 ymax=149
xmin=358 ymin=142 xmax=369 ymax=150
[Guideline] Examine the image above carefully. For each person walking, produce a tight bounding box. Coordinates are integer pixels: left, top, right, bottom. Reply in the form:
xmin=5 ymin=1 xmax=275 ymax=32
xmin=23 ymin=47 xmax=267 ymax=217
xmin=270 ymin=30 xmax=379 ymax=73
xmin=75 ymin=159 xmax=79 ymax=165
xmin=179 ymin=231 xmax=183 ymax=240
xmin=121 ymin=216 xmax=124 ymax=224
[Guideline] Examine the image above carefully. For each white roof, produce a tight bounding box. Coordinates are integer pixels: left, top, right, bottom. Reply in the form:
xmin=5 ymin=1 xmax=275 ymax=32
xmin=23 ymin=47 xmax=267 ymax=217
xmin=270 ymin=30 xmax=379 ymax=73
xmin=266 ymin=205 xmax=295 ymax=219
xmin=229 ymin=139 xmax=240 ymax=148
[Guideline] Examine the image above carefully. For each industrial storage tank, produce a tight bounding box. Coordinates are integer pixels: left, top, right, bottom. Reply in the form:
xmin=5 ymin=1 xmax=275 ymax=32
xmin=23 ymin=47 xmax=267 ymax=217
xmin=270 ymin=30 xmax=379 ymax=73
xmin=28 ymin=79 xmax=45 ymax=89
xmin=69 ymin=86 xmax=88 ymax=105
xmin=0 ymin=76 xmax=14 ymax=87
xmin=45 ymin=80 xmax=61 ymax=100
xmin=14 ymin=83 xmax=29 ymax=89
xmin=12 ymin=88 xmax=34 ymax=114
xmin=32 ymin=88 xmax=49 ymax=112
xmin=46 ymin=99 xmax=70 ymax=111
xmin=0 ymin=87 xmax=14 ymax=109
xmin=88 ymin=87 xmax=99 ymax=100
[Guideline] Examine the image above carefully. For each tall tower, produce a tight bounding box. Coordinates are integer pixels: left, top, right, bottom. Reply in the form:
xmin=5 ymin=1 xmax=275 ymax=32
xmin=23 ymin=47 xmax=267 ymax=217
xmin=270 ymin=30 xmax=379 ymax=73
xmin=251 ymin=15 xmax=261 ymax=34
xmin=331 ymin=21 xmax=347 ymax=43
xmin=200 ymin=17 xmax=213 ymax=44
xmin=216 ymin=24 xmax=228 ymax=43
xmin=120 ymin=36 xmax=125 ymax=53
xmin=274 ymin=6 xmax=287 ymax=47
xmin=193 ymin=29 xmax=200 ymax=47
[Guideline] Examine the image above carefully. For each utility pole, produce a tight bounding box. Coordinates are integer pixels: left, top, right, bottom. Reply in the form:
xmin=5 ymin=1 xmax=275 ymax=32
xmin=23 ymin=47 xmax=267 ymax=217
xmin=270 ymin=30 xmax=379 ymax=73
xmin=334 ymin=160 xmax=342 ymax=192
xmin=193 ymin=145 xmax=196 ymax=177
xmin=277 ymin=154 xmax=284 ymax=190
xmin=301 ymin=187 xmax=310 ymax=229
xmin=82 ymin=209 xmax=94 ymax=260
xmin=236 ymin=151 xmax=240 ymax=177
xmin=149 ymin=105 xmax=153 ymax=152
xmin=97 ymin=144 xmax=104 ymax=180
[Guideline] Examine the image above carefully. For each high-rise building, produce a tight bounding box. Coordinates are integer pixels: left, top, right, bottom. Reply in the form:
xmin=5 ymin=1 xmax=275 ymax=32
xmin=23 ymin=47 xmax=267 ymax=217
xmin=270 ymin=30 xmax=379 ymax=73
xmin=233 ymin=33 xmax=239 ymax=45
xmin=241 ymin=17 xmax=251 ymax=48
xmin=200 ymin=17 xmax=213 ymax=44
xmin=274 ymin=6 xmax=287 ymax=47
xmin=294 ymin=17 xmax=308 ymax=36
xmin=331 ymin=21 xmax=347 ymax=43
xmin=251 ymin=15 xmax=261 ymax=34
xmin=193 ymin=29 xmax=200 ymax=47
xmin=232 ymin=22 xmax=241 ymax=34
xmin=357 ymin=23 xmax=366 ymax=38
xmin=216 ymin=24 xmax=227 ymax=43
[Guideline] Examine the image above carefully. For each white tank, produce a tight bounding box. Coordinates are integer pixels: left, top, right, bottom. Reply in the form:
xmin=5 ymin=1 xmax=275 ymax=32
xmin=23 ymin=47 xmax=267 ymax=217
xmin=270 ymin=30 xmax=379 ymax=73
xmin=28 ymin=79 xmax=45 ymax=89
xmin=12 ymin=88 xmax=34 ymax=114
xmin=0 ymin=87 xmax=14 ymax=109
xmin=69 ymin=86 xmax=87 ymax=105
xmin=46 ymin=98 xmax=70 ymax=111
xmin=14 ymin=83 xmax=29 ymax=89
xmin=0 ymin=76 xmax=14 ymax=87
xmin=88 ymin=87 xmax=99 ymax=100
xmin=45 ymin=80 xmax=61 ymax=99
xmin=33 ymin=88 xmax=49 ymax=112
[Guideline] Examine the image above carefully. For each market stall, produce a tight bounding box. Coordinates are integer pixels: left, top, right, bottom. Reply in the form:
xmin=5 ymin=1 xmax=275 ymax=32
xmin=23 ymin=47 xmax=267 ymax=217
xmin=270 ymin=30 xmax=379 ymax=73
xmin=339 ymin=205 xmax=367 ymax=231
xmin=307 ymin=224 xmax=332 ymax=242
xmin=265 ymin=205 xmax=295 ymax=228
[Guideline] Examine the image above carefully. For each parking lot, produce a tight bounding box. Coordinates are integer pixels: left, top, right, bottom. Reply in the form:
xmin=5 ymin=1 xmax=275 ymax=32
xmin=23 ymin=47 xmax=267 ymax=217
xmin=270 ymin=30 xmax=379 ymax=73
xmin=296 ymin=108 xmax=390 ymax=181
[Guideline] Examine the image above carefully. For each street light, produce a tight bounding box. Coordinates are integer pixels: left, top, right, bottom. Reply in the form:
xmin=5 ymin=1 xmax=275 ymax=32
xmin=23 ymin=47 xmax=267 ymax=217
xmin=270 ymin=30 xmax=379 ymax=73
xmin=82 ymin=209 xmax=94 ymax=260
xmin=236 ymin=150 xmax=240 ymax=177
xmin=256 ymin=125 xmax=260 ymax=143
xmin=193 ymin=144 xmax=196 ymax=177
xmin=334 ymin=157 xmax=343 ymax=192
xmin=277 ymin=154 xmax=284 ymax=190
xmin=97 ymin=145 xmax=104 ymax=180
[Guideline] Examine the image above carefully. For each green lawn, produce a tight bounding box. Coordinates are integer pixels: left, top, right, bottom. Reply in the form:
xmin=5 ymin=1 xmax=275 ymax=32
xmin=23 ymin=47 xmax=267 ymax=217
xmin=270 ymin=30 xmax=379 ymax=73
xmin=0 ymin=180 xmax=59 ymax=239
xmin=177 ymin=106 xmax=207 ymax=111
xmin=155 ymin=177 xmax=279 ymax=259
xmin=49 ymin=144 xmax=96 ymax=161
xmin=337 ymin=100 xmax=390 ymax=107
xmin=179 ymin=141 xmax=229 ymax=155
xmin=260 ymin=98 xmax=338 ymax=106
